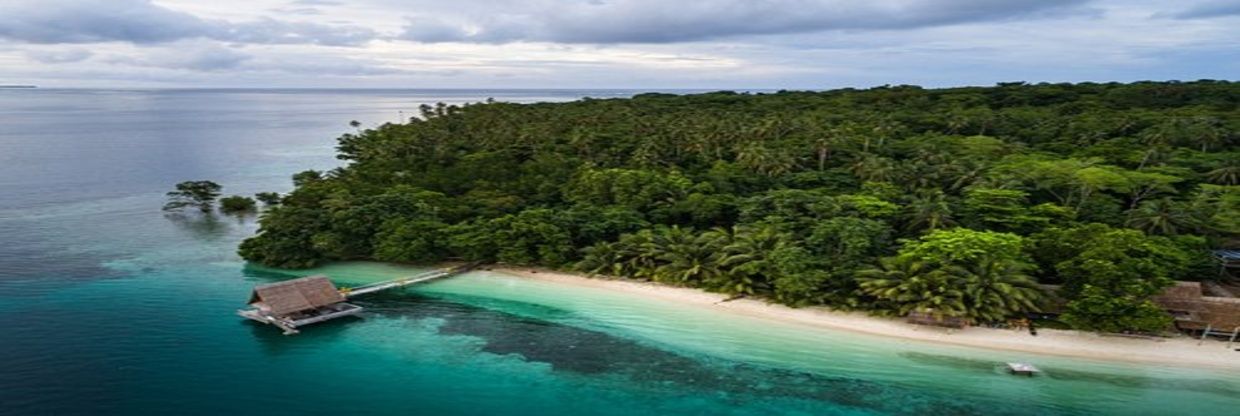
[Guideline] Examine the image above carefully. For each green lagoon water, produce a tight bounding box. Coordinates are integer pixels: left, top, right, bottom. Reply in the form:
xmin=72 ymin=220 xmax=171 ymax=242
xmin=2 ymin=89 xmax=1238 ymax=415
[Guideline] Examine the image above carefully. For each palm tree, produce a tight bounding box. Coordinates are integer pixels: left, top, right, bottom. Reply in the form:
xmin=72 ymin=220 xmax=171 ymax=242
xmin=713 ymin=226 xmax=785 ymax=295
xmin=1136 ymin=122 xmax=1174 ymax=170
xmin=1205 ymin=164 xmax=1239 ymax=186
xmin=868 ymin=117 xmax=903 ymax=151
xmin=903 ymin=191 xmax=956 ymax=233
xmin=858 ymin=257 xmax=966 ymax=318
xmin=947 ymin=257 xmax=1043 ymax=323
xmin=736 ymin=143 xmax=800 ymax=177
xmin=653 ymin=228 xmax=725 ymax=285
xmin=577 ymin=242 xmax=626 ymax=276
xmin=814 ymin=126 xmax=849 ymax=170
xmin=849 ymin=154 xmax=897 ymax=183
xmin=1126 ymin=198 xmax=1196 ymax=235
xmin=614 ymin=230 xmax=661 ymax=278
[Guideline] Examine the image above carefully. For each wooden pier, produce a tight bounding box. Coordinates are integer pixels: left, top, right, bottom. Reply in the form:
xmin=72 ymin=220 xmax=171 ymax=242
xmin=238 ymin=263 xmax=479 ymax=335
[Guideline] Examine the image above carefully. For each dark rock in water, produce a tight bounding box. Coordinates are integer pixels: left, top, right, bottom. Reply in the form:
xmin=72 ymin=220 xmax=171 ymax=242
xmin=365 ymin=294 xmax=1014 ymax=415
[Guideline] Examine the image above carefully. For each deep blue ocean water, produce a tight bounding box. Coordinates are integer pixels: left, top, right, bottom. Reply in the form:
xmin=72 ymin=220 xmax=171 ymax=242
xmin=1 ymin=89 xmax=1238 ymax=415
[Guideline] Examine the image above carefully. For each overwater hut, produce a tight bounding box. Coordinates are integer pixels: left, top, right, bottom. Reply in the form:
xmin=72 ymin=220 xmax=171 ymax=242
xmin=238 ymin=275 xmax=363 ymax=335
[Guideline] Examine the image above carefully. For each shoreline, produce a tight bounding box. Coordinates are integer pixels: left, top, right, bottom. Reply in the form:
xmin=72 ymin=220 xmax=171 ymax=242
xmin=490 ymin=266 xmax=1240 ymax=370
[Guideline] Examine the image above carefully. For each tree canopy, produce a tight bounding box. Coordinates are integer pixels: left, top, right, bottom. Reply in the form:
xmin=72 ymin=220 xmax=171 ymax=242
xmin=164 ymin=181 xmax=222 ymax=213
xmin=240 ymin=81 xmax=1238 ymax=331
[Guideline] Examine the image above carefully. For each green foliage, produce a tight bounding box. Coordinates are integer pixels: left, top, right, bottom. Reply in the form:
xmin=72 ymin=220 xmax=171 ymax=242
xmin=805 ymin=217 xmax=892 ymax=267
xmin=565 ymin=168 xmax=692 ymax=210
xmin=859 ymin=256 xmax=965 ymax=318
xmin=254 ymin=192 xmax=282 ymax=206
xmin=218 ymin=195 xmax=257 ymax=214
xmin=948 ymin=257 xmax=1043 ymax=323
xmin=1060 ymin=286 xmax=1172 ymax=333
xmin=859 ymin=228 xmax=1042 ymax=322
xmin=374 ymin=217 xmax=449 ymax=264
xmin=897 ymin=228 xmax=1026 ymax=268
xmin=237 ymin=81 xmax=1239 ymax=333
xmin=1190 ymin=185 xmax=1240 ymax=237
xmin=961 ymin=188 xmax=1062 ymax=233
xmin=1040 ymin=225 xmax=1188 ymax=332
xmin=164 ymin=180 xmax=222 ymax=213
xmin=237 ymin=206 xmax=328 ymax=268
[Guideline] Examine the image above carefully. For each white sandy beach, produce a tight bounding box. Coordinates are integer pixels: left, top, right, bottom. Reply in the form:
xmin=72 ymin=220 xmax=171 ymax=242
xmin=493 ymin=267 xmax=1240 ymax=370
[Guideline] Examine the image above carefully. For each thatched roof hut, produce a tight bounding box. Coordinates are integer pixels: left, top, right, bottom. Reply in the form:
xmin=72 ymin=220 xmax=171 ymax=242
xmin=1192 ymin=297 xmax=1240 ymax=332
xmin=1152 ymin=281 xmax=1240 ymax=332
xmin=1152 ymin=281 xmax=1208 ymax=315
xmin=247 ymin=275 xmax=346 ymax=317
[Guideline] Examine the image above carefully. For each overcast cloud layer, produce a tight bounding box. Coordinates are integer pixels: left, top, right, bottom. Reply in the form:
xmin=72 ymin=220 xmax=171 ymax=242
xmin=0 ymin=0 xmax=1236 ymax=88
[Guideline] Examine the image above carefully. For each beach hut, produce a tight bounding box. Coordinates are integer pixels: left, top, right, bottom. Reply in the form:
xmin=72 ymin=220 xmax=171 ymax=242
xmin=237 ymin=276 xmax=363 ymax=335
xmin=1150 ymin=281 xmax=1240 ymax=344
xmin=1152 ymin=281 xmax=1209 ymax=323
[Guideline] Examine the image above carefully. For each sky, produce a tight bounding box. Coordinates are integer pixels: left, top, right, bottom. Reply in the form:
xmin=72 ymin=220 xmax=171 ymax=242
xmin=0 ymin=0 xmax=1237 ymax=89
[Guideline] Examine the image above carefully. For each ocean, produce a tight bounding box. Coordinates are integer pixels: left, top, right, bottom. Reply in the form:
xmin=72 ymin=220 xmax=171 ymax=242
xmin=1 ymin=88 xmax=1237 ymax=415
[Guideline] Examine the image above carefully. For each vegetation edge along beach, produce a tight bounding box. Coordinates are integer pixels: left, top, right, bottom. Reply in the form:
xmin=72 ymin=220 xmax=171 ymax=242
xmin=223 ymin=81 xmax=1239 ymax=355
xmin=489 ymin=266 xmax=1240 ymax=369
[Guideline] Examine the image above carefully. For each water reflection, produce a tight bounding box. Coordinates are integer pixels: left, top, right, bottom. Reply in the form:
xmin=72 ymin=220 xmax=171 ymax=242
xmin=244 ymin=316 xmax=361 ymax=357
xmin=164 ymin=212 xmax=234 ymax=240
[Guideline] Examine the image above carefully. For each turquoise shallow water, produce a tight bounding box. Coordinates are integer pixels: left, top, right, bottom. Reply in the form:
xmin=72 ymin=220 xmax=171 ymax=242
xmin=2 ymin=89 xmax=1239 ymax=415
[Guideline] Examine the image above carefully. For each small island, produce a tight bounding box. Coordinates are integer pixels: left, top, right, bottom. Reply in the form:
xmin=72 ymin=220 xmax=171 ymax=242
xmin=239 ymin=81 xmax=1239 ymax=344
xmin=0 ymin=85 xmax=37 ymax=89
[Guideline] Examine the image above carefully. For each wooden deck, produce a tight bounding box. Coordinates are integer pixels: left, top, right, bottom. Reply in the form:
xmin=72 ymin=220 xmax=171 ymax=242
xmin=343 ymin=266 xmax=466 ymax=297
xmin=238 ymin=302 xmax=363 ymax=335
xmin=239 ymin=263 xmax=481 ymax=335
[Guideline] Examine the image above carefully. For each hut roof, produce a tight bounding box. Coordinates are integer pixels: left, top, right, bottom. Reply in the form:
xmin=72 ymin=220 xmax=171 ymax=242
xmin=1161 ymin=281 xmax=1204 ymax=299
xmin=1152 ymin=281 xmax=1208 ymax=313
xmin=1177 ymin=298 xmax=1240 ymax=331
xmin=248 ymin=276 xmax=345 ymax=316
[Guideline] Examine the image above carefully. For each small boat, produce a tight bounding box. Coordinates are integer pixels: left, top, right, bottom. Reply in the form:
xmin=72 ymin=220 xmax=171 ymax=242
xmin=1007 ymin=362 xmax=1040 ymax=376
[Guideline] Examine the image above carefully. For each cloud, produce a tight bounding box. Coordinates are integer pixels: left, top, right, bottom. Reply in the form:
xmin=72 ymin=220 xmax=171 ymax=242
xmin=290 ymin=0 xmax=342 ymax=5
xmin=1 ymin=0 xmax=1237 ymax=88
xmin=0 ymin=0 xmax=376 ymax=46
xmin=107 ymin=44 xmax=252 ymax=71
xmin=24 ymin=48 xmax=94 ymax=63
xmin=400 ymin=16 xmax=471 ymax=43
xmin=0 ymin=0 xmax=209 ymax=44
xmin=217 ymin=18 xmax=377 ymax=46
xmin=399 ymin=0 xmax=1092 ymax=44
xmin=248 ymin=58 xmax=405 ymax=76
xmin=1169 ymin=1 xmax=1240 ymax=19
xmin=268 ymin=7 xmax=324 ymax=16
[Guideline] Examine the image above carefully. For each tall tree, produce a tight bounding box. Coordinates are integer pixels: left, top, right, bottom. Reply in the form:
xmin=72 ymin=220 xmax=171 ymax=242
xmin=164 ymin=181 xmax=222 ymax=213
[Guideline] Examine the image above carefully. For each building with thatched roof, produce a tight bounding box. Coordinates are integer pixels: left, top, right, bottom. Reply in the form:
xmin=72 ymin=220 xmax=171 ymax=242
xmin=1017 ymin=282 xmax=1239 ymax=339
xmin=238 ymin=276 xmax=362 ymax=335
xmin=1152 ymin=281 xmax=1240 ymax=336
